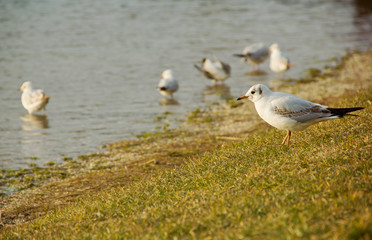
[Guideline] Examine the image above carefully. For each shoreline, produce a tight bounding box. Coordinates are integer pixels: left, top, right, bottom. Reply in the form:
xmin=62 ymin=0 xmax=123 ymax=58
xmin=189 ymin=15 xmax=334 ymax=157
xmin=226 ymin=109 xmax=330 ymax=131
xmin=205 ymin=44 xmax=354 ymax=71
xmin=1 ymin=49 xmax=372 ymax=229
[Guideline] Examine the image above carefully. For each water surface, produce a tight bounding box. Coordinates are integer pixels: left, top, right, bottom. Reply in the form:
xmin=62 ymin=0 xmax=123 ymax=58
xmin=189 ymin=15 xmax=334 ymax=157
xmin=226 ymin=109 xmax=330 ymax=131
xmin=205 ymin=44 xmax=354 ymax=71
xmin=1 ymin=0 xmax=371 ymax=169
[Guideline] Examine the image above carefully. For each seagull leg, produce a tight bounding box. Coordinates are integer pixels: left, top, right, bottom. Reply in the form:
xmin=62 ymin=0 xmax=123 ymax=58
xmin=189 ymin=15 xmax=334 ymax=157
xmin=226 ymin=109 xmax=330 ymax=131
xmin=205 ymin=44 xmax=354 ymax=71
xmin=286 ymin=131 xmax=291 ymax=146
xmin=281 ymin=130 xmax=291 ymax=146
xmin=281 ymin=131 xmax=289 ymax=145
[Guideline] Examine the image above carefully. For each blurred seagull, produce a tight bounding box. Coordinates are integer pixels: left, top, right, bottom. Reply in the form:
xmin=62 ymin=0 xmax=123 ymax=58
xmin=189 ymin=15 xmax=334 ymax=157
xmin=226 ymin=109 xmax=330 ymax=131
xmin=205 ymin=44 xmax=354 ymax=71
xmin=157 ymin=69 xmax=179 ymax=98
xmin=194 ymin=55 xmax=231 ymax=83
xmin=233 ymin=43 xmax=269 ymax=71
xmin=237 ymin=84 xmax=363 ymax=146
xmin=269 ymin=43 xmax=291 ymax=78
xmin=18 ymin=81 xmax=50 ymax=114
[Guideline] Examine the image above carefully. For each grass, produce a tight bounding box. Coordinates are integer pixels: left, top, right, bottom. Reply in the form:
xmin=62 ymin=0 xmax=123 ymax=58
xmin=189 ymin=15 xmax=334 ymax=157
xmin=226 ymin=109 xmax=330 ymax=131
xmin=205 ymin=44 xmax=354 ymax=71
xmin=1 ymin=85 xmax=371 ymax=239
xmin=1 ymin=50 xmax=372 ymax=239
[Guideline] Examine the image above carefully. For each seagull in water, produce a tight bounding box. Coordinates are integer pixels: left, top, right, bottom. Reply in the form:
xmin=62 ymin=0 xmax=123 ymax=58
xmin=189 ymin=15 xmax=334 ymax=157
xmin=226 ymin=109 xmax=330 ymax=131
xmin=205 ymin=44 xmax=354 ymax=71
xmin=18 ymin=81 xmax=50 ymax=114
xmin=233 ymin=43 xmax=269 ymax=71
xmin=194 ymin=55 xmax=231 ymax=83
xmin=269 ymin=43 xmax=291 ymax=78
xmin=237 ymin=84 xmax=363 ymax=146
xmin=157 ymin=69 xmax=179 ymax=98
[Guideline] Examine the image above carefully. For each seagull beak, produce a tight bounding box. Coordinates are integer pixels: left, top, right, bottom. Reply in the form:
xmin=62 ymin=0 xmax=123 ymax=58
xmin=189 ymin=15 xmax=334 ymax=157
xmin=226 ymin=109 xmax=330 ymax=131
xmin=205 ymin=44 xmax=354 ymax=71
xmin=18 ymin=88 xmax=22 ymax=91
xmin=237 ymin=95 xmax=248 ymax=100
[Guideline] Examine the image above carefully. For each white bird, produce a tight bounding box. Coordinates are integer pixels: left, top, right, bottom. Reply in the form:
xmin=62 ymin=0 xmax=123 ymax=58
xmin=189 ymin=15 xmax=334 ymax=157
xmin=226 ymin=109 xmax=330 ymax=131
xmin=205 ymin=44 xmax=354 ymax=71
xmin=157 ymin=69 xmax=179 ymax=98
xmin=269 ymin=43 xmax=291 ymax=78
xmin=194 ymin=55 xmax=231 ymax=83
xmin=237 ymin=84 xmax=363 ymax=146
xmin=18 ymin=81 xmax=50 ymax=114
xmin=233 ymin=43 xmax=269 ymax=71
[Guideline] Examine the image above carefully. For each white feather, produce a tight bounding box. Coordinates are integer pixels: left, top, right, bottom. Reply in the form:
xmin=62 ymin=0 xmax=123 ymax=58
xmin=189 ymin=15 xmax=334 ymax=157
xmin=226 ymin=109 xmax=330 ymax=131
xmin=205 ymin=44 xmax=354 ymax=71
xmin=19 ymin=81 xmax=50 ymax=114
xmin=157 ymin=69 xmax=179 ymax=98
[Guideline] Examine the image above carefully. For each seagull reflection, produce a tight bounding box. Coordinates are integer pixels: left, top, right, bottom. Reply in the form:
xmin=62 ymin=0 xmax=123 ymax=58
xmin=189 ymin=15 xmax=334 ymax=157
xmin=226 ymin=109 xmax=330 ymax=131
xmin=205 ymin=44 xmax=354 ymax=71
xmin=203 ymin=83 xmax=232 ymax=100
xmin=244 ymin=69 xmax=268 ymax=76
xmin=159 ymin=97 xmax=180 ymax=106
xmin=21 ymin=114 xmax=49 ymax=131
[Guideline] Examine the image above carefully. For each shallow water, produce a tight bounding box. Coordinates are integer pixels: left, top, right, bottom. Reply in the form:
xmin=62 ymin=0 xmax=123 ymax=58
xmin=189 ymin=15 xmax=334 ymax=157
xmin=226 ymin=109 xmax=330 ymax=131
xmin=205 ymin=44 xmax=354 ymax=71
xmin=1 ymin=0 xmax=371 ymax=170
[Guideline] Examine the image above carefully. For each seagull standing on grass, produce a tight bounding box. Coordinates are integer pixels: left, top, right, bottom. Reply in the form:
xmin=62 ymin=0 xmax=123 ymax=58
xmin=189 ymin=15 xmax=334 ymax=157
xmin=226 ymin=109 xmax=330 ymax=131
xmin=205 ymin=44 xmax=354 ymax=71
xmin=269 ymin=43 xmax=291 ymax=78
xmin=157 ymin=69 xmax=179 ymax=98
xmin=194 ymin=55 xmax=231 ymax=83
xmin=233 ymin=43 xmax=269 ymax=71
xmin=237 ymin=84 xmax=363 ymax=146
xmin=18 ymin=81 xmax=50 ymax=114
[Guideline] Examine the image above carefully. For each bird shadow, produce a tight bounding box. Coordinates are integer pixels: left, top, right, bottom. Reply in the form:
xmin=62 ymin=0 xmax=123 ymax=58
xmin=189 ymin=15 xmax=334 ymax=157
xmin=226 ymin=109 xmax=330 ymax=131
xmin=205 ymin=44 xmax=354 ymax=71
xmin=203 ymin=83 xmax=232 ymax=100
xmin=21 ymin=114 xmax=49 ymax=131
xmin=244 ymin=70 xmax=268 ymax=76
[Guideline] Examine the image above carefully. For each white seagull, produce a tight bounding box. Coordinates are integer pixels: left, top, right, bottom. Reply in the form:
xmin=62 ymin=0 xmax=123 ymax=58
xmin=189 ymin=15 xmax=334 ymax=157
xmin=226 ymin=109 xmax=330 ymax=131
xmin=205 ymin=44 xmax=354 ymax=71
xmin=18 ymin=81 xmax=50 ymax=114
xmin=157 ymin=69 xmax=179 ymax=98
xmin=233 ymin=43 xmax=269 ymax=71
xmin=269 ymin=43 xmax=291 ymax=78
xmin=237 ymin=84 xmax=363 ymax=146
xmin=194 ymin=55 xmax=231 ymax=83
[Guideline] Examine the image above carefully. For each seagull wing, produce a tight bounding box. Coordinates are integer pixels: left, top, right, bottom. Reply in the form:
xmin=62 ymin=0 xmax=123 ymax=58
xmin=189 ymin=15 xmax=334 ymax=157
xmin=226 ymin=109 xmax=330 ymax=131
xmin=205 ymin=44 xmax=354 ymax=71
xmin=30 ymin=89 xmax=48 ymax=104
xmin=271 ymin=94 xmax=331 ymax=123
xmin=212 ymin=55 xmax=231 ymax=75
xmin=158 ymin=78 xmax=178 ymax=92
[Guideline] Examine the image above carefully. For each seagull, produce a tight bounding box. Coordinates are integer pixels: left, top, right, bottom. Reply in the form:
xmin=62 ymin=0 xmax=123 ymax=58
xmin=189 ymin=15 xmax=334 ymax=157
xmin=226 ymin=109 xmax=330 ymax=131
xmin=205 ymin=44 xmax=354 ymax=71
xmin=157 ymin=69 xmax=179 ymax=98
xmin=237 ymin=84 xmax=364 ymax=146
xmin=18 ymin=81 xmax=50 ymax=114
xmin=194 ymin=55 xmax=231 ymax=83
xmin=233 ymin=43 xmax=269 ymax=71
xmin=269 ymin=43 xmax=291 ymax=78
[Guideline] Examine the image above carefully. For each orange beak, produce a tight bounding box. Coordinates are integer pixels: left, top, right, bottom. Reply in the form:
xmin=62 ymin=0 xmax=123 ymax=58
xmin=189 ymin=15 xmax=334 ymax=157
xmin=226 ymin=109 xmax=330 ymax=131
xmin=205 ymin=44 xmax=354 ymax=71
xmin=236 ymin=95 xmax=248 ymax=100
xmin=18 ymin=88 xmax=22 ymax=91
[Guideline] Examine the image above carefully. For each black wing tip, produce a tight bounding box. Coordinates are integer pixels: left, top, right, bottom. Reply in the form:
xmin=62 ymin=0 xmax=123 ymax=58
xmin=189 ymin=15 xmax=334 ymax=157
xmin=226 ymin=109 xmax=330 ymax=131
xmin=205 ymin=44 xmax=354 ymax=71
xmin=328 ymin=107 xmax=364 ymax=117
xmin=233 ymin=53 xmax=245 ymax=58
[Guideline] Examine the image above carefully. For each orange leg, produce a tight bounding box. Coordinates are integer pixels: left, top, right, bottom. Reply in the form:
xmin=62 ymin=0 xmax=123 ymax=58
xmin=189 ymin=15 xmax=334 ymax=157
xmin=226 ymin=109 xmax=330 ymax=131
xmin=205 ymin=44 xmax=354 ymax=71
xmin=281 ymin=130 xmax=292 ymax=146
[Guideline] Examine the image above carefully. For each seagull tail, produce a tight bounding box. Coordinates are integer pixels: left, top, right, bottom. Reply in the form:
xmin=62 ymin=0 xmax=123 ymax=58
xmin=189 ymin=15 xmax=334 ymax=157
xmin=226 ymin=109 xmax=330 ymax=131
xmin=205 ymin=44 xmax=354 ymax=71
xmin=233 ymin=53 xmax=245 ymax=58
xmin=328 ymin=107 xmax=364 ymax=117
xmin=194 ymin=64 xmax=203 ymax=73
xmin=45 ymin=95 xmax=50 ymax=104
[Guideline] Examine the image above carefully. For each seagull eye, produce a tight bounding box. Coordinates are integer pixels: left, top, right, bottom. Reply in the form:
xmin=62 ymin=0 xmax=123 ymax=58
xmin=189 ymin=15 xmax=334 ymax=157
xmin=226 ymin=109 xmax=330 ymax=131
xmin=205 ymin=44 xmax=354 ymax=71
xmin=251 ymin=90 xmax=255 ymax=94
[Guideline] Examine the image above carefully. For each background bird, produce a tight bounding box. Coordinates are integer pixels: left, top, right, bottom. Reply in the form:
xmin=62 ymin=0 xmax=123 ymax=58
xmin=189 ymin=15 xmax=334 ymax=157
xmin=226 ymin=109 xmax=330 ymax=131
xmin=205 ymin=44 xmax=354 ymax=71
xmin=233 ymin=43 xmax=269 ymax=71
xmin=237 ymin=84 xmax=363 ymax=146
xmin=157 ymin=69 xmax=179 ymax=98
xmin=18 ymin=81 xmax=50 ymax=114
xmin=194 ymin=55 xmax=231 ymax=83
xmin=269 ymin=43 xmax=291 ymax=78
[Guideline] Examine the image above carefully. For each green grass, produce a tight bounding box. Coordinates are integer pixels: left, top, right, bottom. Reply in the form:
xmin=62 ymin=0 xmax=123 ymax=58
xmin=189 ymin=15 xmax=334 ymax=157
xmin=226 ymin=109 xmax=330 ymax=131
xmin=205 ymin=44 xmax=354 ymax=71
xmin=2 ymin=87 xmax=371 ymax=239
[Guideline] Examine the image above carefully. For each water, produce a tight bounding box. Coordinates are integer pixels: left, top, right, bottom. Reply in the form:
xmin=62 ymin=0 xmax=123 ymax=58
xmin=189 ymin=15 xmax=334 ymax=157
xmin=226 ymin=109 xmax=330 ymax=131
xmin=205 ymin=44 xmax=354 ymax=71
xmin=1 ymin=0 xmax=371 ymax=170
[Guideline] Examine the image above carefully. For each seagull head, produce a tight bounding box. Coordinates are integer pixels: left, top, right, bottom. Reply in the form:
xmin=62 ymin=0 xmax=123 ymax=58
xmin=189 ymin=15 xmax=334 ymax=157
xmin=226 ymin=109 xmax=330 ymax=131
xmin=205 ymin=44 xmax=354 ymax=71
xmin=269 ymin=43 xmax=280 ymax=53
xmin=161 ymin=69 xmax=174 ymax=79
xmin=18 ymin=81 xmax=32 ymax=92
xmin=237 ymin=84 xmax=271 ymax=102
xmin=202 ymin=57 xmax=213 ymax=67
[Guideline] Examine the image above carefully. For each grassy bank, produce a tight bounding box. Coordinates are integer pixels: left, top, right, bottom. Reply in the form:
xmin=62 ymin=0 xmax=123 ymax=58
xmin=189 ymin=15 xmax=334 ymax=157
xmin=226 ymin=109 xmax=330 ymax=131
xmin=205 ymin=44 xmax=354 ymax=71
xmin=1 ymin=50 xmax=372 ymax=239
xmin=2 ymin=86 xmax=371 ymax=239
